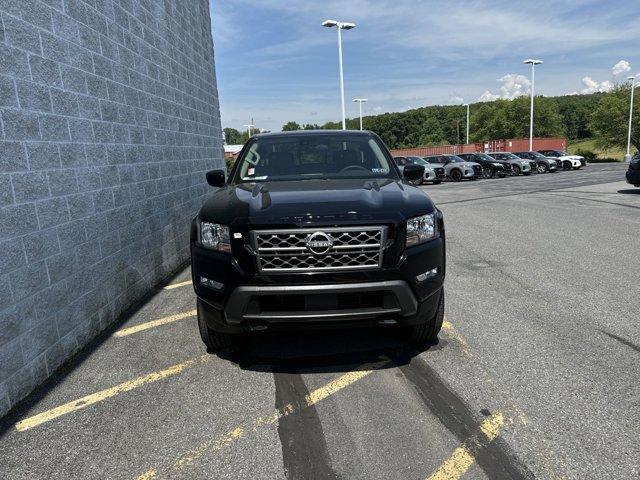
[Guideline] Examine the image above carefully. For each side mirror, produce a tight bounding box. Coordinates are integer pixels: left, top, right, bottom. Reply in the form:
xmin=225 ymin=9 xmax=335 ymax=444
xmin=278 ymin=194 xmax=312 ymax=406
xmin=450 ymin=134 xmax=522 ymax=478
xmin=206 ymin=169 xmax=226 ymax=187
xmin=403 ymin=164 xmax=424 ymax=182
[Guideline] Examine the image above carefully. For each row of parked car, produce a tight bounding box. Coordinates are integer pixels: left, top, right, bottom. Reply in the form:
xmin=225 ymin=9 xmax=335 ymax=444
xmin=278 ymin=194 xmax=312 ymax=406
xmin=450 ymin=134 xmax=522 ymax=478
xmin=393 ymin=150 xmax=587 ymax=184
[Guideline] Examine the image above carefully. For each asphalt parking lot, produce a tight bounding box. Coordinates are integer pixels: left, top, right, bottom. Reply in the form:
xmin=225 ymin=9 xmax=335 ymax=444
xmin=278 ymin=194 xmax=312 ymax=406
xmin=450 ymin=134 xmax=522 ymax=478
xmin=0 ymin=163 xmax=638 ymax=480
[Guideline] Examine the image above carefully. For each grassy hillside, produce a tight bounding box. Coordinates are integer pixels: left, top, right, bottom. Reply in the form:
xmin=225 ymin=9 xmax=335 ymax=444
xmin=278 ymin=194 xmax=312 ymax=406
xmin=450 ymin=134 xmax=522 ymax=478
xmin=567 ymin=138 xmax=625 ymax=162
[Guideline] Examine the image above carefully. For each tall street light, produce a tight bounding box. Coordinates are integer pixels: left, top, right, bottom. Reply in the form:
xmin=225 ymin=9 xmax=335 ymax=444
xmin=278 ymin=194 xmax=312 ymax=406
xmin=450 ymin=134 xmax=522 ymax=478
xmin=463 ymin=103 xmax=469 ymax=144
xmin=626 ymin=75 xmax=636 ymax=161
xmin=243 ymin=124 xmax=255 ymax=137
xmin=352 ymin=98 xmax=368 ymax=130
xmin=524 ymin=59 xmax=543 ymax=151
xmin=323 ymin=19 xmax=356 ymax=130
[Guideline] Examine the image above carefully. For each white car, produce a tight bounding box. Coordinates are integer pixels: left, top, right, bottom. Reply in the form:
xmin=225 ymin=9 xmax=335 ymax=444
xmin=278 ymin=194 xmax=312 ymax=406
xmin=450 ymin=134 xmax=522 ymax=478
xmin=537 ymin=150 xmax=584 ymax=170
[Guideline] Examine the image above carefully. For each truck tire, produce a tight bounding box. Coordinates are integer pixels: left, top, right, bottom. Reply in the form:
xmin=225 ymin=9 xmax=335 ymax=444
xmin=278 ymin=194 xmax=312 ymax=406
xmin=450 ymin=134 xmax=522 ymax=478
xmin=482 ymin=167 xmax=494 ymax=179
xmin=512 ymin=165 xmax=521 ymax=176
xmin=197 ymin=301 xmax=234 ymax=350
xmin=450 ymin=169 xmax=463 ymax=181
xmin=406 ymin=290 xmax=444 ymax=344
xmin=563 ymin=160 xmax=572 ymax=170
xmin=537 ymin=163 xmax=548 ymax=173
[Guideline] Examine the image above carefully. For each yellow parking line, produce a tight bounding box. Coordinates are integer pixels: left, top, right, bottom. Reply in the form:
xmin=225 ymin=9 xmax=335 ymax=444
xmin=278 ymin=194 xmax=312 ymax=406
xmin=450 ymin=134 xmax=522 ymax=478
xmin=113 ymin=310 xmax=196 ymax=337
xmin=15 ymin=355 xmax=210 ymax=432
xmin=426 ymin=412 xmax=505 ymax=480
xmin=162 ymin=280 xmax=192 ymax=290
xmin=441 ymin=318 xmax=473 ymax=359
xmin=137 ymin=363 xmax=383 ymax=479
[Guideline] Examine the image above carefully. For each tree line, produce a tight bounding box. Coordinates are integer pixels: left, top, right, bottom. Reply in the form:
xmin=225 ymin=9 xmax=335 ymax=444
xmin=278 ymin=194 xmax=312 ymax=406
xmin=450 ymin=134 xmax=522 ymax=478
xmin=223 ymin=86 xmax=639 ymax=153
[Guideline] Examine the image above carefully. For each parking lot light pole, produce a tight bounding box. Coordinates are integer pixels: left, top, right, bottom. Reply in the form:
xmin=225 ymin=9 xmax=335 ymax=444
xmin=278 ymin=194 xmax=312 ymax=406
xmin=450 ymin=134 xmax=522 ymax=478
xmin=463 ymin=103 xmax=469 ymax=144
xmin=626 ymin=75 xmax=636 ymax=161
xmin=352 ymin=98 xmax=368 ymax=130
xmin=323 ymin=20 xmax=356 ymax=130
xmin=243 ymin=124 xmax=255 ymax=137
xmin=524 ymin=59 xmax=543 ymax=151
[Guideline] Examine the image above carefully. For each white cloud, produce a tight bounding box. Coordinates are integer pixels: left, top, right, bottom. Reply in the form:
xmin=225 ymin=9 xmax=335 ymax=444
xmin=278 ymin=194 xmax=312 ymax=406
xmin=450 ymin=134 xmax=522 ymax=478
xmin=580 ymin=76 xmax=614 ymax=94
xmin=497 ymin=74 xmax=531 ymax=99
xmin=477 ymin=74 xmax=530 ymax=101
xmin=612 ymin=60 xmax=631 ymax=75
xmin=478 ymin=90 xmax=500 ymax=102
xmin=447 ymin=93 xmax=464 ymax=105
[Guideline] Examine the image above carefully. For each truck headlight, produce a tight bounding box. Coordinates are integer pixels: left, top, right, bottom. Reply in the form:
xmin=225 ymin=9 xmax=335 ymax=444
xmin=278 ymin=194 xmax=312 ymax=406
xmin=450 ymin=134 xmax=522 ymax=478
xmin=406 ymin=213 xmax=438 ymax=247
xmin=199 ymin=221 xmax=231 ymax=252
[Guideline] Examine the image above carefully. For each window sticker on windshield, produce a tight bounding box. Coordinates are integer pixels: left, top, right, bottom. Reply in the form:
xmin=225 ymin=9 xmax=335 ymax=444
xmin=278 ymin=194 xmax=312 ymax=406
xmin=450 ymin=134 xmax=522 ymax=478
xmin=248 ymin=167 xmax=255 ymax=176
xmin=371 ymin=168 xmax=388 ymax=173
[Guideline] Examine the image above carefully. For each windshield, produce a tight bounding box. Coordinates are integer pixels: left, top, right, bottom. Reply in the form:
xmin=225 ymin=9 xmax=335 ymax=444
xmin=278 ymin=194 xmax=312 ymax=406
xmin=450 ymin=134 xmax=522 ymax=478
xmin=476 ymin=153 xmax=495 ymax=161
xmin=446 ymin=155 xmax=466 ymax=163
xmin=233 ymin=134 xmax=397 ymax=182
xmin=408 ymin=157 xmax=429 ymax=166
xmin=501 ymin=153 xmax=521 ymax=160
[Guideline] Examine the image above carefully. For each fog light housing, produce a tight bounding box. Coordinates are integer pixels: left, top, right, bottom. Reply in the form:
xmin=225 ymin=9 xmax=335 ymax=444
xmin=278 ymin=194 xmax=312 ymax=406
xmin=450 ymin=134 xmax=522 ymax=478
xmin=200 ymin=276 xmax=224 ymax=291
xmin=416 ymin=267 xmax=438 ymax=282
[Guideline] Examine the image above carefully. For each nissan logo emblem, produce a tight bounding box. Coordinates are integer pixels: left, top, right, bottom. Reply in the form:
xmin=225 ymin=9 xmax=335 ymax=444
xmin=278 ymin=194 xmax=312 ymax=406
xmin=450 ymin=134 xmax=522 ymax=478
xmin=305 ymin=231 xmax=333 ymax=255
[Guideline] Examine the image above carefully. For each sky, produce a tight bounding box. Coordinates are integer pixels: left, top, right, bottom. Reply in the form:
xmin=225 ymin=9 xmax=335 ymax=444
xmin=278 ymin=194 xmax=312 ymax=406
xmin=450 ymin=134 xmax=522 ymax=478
xmin=209 ymin=0 xmax=640 ymax=133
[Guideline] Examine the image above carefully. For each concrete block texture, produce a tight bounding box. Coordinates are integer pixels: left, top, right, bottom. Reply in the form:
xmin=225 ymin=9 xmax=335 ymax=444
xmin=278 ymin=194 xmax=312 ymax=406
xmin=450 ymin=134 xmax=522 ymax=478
xmin=0 ymin=0 xmax=222 ymax=417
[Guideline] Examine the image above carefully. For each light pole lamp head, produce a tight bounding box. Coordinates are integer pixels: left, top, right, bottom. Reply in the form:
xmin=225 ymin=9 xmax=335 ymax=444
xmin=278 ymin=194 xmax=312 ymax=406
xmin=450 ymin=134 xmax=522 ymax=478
xmin=462 ymin=103 xmax=469 ymax=107
xmin=322 ymin=19 xmax=356 ymax=29
xmin=523 ymin=59 xmax=543 ymax=65
xmin=352 ymin=98 xmax=368 ymax=103
xmin=628 ymin=75 xmax=636 ymax=83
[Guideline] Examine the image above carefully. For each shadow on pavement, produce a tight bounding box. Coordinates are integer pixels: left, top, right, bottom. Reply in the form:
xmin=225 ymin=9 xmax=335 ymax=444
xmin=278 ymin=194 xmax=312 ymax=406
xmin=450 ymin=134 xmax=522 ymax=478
xmin=617 ymin=189 xmax=640 ymax=194
xmin=0 ymin=263 xmax=190 ymax=438
xmin=214 ymin=327 xmax=439 ymax=374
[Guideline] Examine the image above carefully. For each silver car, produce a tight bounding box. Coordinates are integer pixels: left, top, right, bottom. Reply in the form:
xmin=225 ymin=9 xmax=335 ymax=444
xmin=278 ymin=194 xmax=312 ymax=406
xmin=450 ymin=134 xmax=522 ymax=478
xmin=423 ymin=154 xmax=482 ymax=181
xmin=487 ymin=152 xmax=535 ymax=175
xmin=393 ymin=156 xmax=445 ymax=185
xmin=405 ymin=156 xmax=446 ymax=184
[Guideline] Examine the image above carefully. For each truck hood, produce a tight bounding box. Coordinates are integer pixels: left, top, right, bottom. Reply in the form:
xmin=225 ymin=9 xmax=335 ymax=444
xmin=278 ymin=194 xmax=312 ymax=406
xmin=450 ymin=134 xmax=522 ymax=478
xmin=198 ymin=178 xmax=436 ymax=227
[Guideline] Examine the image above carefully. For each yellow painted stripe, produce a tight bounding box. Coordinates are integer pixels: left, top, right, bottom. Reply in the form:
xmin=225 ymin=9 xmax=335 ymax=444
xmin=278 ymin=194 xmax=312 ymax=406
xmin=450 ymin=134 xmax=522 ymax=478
xmin=113 ymin=310 xmax=196 ymax=337
xmin=441 ymin=317 xmax=473 ymax=359
xmin=427 ymin=412 xmax=505 ymax=480
xmin=162 ymin=280 xmax=192 ymax=290
xmin=15 ymin=355 xmax=210 ymax=432
xmin=137 ymin=363 xmax=382 ymax=479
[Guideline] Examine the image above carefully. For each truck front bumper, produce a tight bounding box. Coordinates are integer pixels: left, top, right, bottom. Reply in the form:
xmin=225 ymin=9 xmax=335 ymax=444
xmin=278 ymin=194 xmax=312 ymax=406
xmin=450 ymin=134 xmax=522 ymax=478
xmin=192 ymin=236 xmax=445 ymax=333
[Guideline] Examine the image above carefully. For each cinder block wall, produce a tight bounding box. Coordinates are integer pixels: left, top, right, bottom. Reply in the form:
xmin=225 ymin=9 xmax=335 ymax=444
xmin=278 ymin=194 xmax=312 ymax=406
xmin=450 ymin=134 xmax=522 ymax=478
xmin=0 ymin=0 xmax=223 ymax=416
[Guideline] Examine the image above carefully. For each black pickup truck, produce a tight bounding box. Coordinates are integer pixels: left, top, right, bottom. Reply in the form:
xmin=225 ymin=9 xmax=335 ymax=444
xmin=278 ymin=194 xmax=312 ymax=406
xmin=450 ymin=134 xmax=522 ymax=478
xmin=627 ymin=153 xmax=640 ymax=187
xmin=190 ymin=130 xmax=446 ymax=349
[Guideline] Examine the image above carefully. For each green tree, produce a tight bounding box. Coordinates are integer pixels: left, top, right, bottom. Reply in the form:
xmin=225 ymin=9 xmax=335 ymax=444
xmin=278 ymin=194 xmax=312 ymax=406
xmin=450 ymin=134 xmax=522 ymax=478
xmin=470 ymin=96 xmax=564 ymax=142
xmin=589 ymin=85 xmax=639 ymax=152
xmin=282 ymin=121 xmax=301 ymax=131
xmin=555 ymin=93 xmax=604 ymax=139
xmin=223 ymin=127 xmax=244 ymax=144
xmin=302 ymin=123 xmax=321 ymax=130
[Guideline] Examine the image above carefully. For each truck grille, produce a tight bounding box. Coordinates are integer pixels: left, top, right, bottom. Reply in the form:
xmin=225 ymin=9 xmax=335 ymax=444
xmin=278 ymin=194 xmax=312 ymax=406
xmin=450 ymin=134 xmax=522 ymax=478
xmin=434 ymin=167 xmax=445 ymax=178
xmin=252 ymin=226 xmax=386 ymax=273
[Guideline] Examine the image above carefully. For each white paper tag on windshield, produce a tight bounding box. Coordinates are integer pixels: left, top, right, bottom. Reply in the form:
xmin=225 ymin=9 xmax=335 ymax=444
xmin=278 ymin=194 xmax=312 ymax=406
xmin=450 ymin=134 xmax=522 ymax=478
xmin=248 ymin=167 xmax=255 ymax=175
